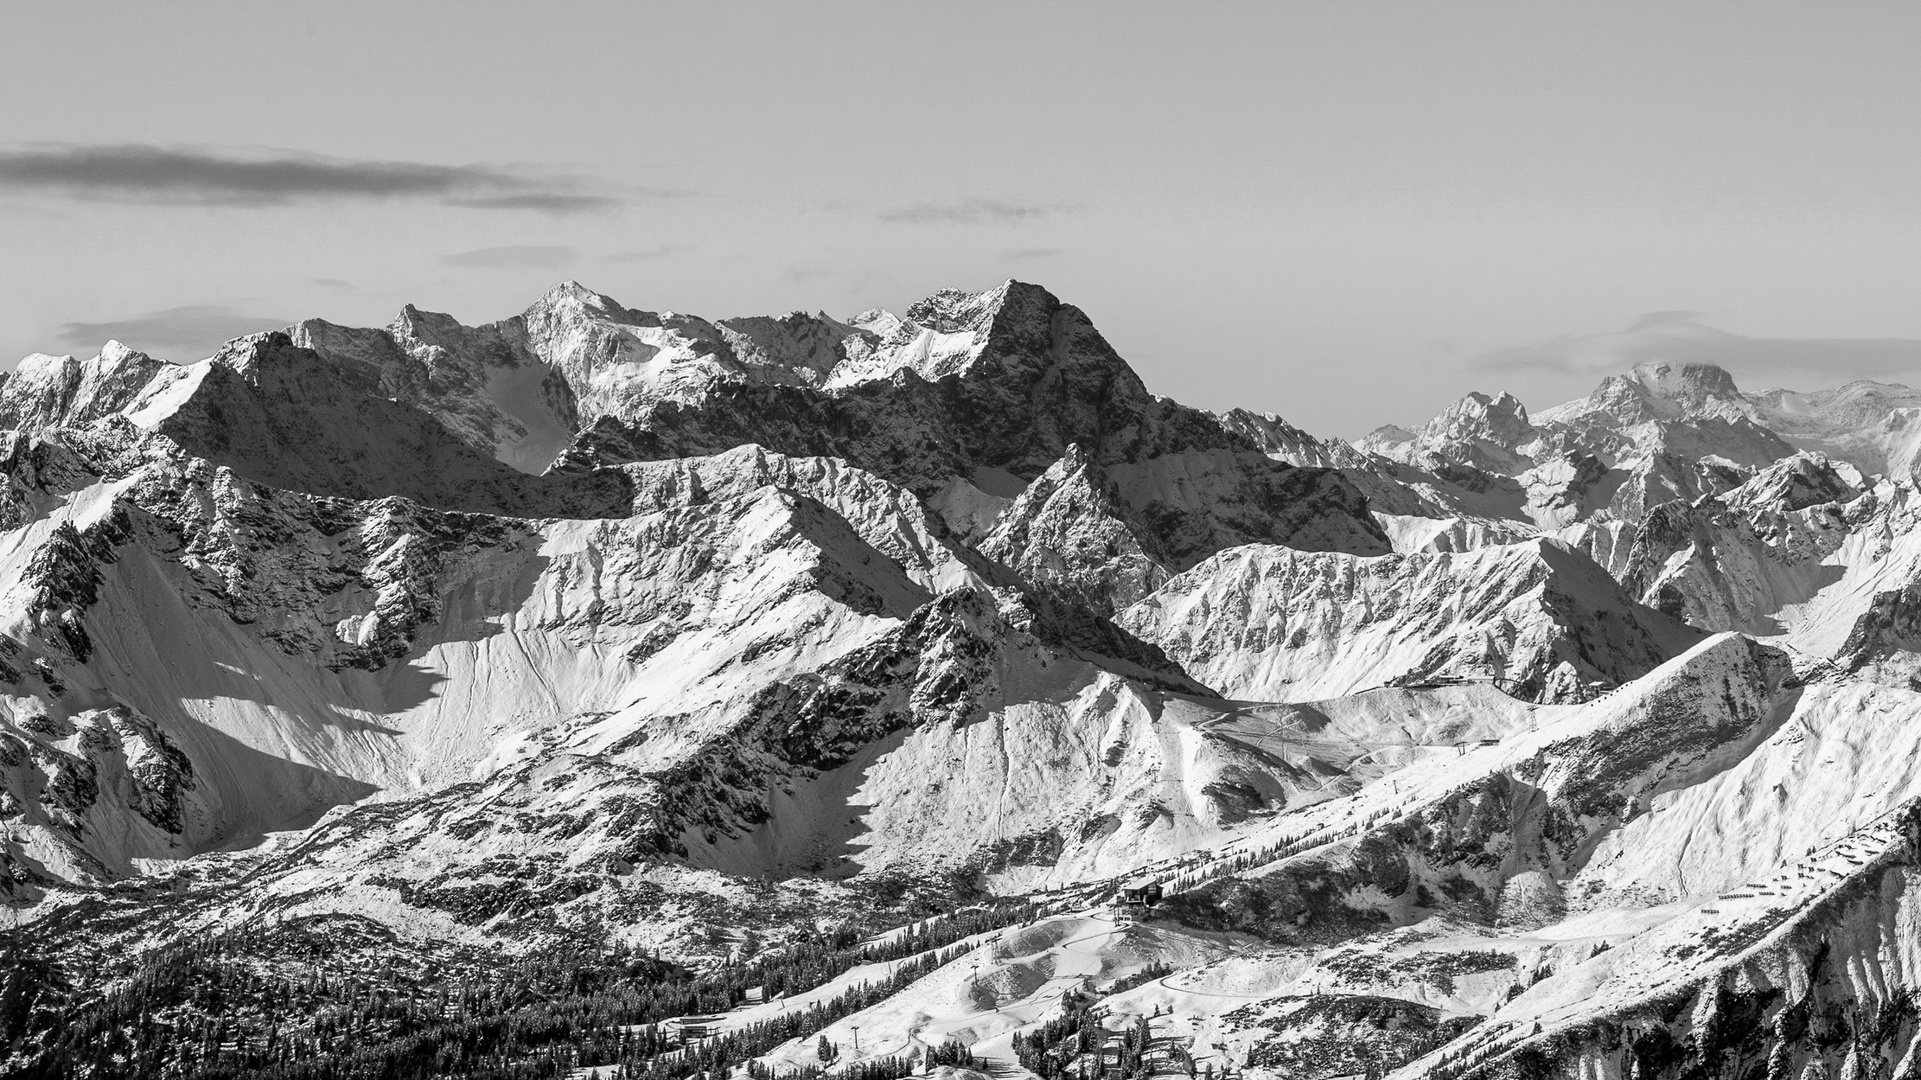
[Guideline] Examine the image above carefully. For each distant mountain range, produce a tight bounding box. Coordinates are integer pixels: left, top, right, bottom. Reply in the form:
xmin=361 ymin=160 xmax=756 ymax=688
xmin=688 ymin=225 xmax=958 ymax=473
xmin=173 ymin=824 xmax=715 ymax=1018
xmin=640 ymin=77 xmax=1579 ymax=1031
xmin=4 ymin=280 xmax=1920 ymax=1079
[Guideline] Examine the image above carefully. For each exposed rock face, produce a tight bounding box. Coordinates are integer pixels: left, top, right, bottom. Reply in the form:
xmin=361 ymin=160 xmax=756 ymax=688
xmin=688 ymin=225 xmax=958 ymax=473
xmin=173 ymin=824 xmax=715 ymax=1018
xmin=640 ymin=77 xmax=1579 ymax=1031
xmin=16 ymin=280 xmax=1921 ymax=1080
xmin=1359 ymin=391 xmax=1538 ymax=474
xmin=0 ymin=342 xmax=178 ymax=433
xmin=1385 ymin=806 xmax=1921 ymax=1080
xmin=290 ymin=305 xmax=578 ymax=473
xmin=560 ymin=281 xmax=1393 ymax=569
xmin=1217 ymin=409 xmax=1373 ymax=470
xmin=146 ymin=333 xmax=637 ymax=516
xmin=1745 ymin=379 xmax=1921 ymax=479
xmin=976 ymin=445 xmax=1170 ymax=613
xmin=0 ymin=663 xmax=206 ymax=900
xmin=1164 ymin=633 xmax=1788 ymax=939
xmin=1546 ymin=361 xmax=1753 ymax=426
xmin=1119 ymin=538 xmax=1704 ymax=703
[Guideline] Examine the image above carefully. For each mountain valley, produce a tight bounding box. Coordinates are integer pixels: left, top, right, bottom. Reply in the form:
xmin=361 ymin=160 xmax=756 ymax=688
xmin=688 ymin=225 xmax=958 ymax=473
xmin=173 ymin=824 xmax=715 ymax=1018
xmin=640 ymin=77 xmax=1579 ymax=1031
xmin=5 ymin=280 xmax=1921 ymax=1080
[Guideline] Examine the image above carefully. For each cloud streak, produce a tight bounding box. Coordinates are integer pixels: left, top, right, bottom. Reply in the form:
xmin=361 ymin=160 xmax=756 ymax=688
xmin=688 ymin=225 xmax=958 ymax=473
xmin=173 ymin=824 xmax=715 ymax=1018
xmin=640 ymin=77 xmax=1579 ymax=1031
xmin=0 ymin=143 xmax=619 ymax=212
xmin=443 ymin=245 xmax=577 ymax=270
xmin=57 ymin=305 xmax=290 ymax=360
xmin=878 ymin=197 xmax=1064 ymax=225
xmin=1473 ymin=312 xmax=1921 ymax=385
xmin=608 ymin=245 xmax=690 ymax=263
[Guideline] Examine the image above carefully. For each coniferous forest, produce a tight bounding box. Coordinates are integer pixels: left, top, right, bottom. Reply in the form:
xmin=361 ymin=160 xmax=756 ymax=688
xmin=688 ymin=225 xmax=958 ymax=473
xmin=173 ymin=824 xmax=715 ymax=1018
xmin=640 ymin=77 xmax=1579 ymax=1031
xmin=1 ymin=899 xmax=1038 ymax=1079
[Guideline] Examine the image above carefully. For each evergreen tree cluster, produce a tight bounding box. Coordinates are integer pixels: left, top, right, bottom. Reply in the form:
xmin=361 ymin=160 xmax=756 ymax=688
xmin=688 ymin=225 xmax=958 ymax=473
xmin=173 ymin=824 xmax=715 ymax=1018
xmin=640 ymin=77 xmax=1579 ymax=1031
xmin=919 ymin=1039 xmax=974 ymax=1072
xmin=2 ymin=901 xmax=1037 ymax=1079
xmin=586 ymin=938 xmax=978 ymax=1080
xmin=1011 ymin=990 xmax=1101 ymax=1080
xmin=735 ymin=1053 xmax=916 ymax=1080
xmin=1010 ymin=966 xmax=1172 ymax=1080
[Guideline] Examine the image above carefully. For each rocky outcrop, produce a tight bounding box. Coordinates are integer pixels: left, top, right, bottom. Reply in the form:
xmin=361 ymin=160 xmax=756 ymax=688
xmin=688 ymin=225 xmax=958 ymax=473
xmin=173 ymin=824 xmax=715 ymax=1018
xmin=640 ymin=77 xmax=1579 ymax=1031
xmin=1120 ymin=538 xmax=1704 ymax=703
xmin=1218 ymin=409 xmax=1373 ymax=470
xmin=0 ymin=683 xmax=205 ymax=902
xmin=1389 ymin=806 xmax=1921 ymax=1080
xmin=1165 ymin=634 xmax=1788 ymax=943
xmin=148 ymin=333 xmax=635 ymax=517
xmin=1360 ymin=391 xmax=1538 ymax=475
xmin=290 ymin=305 xmax=577 ymax=473
xmin=0 ymin=342 xmax=177 ymax=433
xmin=16 ymin=278 xmax=1921 ymax=1080
xmin=976 ymin=445 xmax=1169 ymax=613
xmin=565 ymin=282 xmax=1391 ymax=573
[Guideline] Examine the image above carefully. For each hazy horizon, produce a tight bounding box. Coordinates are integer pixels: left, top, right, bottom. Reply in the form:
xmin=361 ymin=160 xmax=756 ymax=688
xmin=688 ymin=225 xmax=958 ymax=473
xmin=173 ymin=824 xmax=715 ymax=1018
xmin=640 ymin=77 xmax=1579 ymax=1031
xmin=10 ymin=2 xmax=1921 ymax=439
xmin=23 ymin=274 xmax=1921 ymax=442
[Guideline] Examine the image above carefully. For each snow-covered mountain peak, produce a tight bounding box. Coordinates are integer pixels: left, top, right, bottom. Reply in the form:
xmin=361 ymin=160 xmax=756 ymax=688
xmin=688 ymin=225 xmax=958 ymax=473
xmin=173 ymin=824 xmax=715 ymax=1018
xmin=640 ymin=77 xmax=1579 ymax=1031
xmin=716 ymin=310 xmax=870 ymax=385
xmin=388 ymin=301 xmax=480 ymax=344
xmin=1738 ymin=377 xmax=1921 ymax=479
xmin=1352 ymin=390 xmax=1546 ymax=480
xmin=1747 ymin=376 xmax=1921 ymax=426
xmin=902 ymin=279 xmax=1027 ymax=334
xmin=1120 ymin=533 xmax=1703 ymax=703
xmin=1356 ymin=422 xmax=1416 ymax=450
xmin=1443 ymin=389 xmax=1530 ymax=429
xmin=34 ymin=282 xmax=1921 ymax=1079
xmin=1216 ymin=409 xmax=1371 ymax=469
xmin=1719 ymin=451 xmax=1865 ymax=516
xmin=0 ymin=341 xmax=180 ymax=433
xmin=846 ymin=306 xmax=906 ymax=337
xmin=1426 ymin=390 xmax=1534 ymax=456
xmin=205 ymin=329 xmax=286 ymax=377
xmin=819 ymin=280 xmax=1059 ymax=387
xmin=1623 ymin=358 xmax=1745 ymax=408
xmin=1540 ymin=359 xmax=1751 ymax=428
xmin=526 ymin=277 xmax=628 ymax=319
xmin=95 ymin=339 xmax=152 ymax=366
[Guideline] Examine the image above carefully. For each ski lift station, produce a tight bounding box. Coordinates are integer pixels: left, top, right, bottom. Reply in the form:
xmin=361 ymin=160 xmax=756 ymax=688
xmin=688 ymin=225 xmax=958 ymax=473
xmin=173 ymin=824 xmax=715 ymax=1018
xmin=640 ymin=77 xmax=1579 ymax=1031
xmin=1118 ymin=876 xmax=1163 ymax=908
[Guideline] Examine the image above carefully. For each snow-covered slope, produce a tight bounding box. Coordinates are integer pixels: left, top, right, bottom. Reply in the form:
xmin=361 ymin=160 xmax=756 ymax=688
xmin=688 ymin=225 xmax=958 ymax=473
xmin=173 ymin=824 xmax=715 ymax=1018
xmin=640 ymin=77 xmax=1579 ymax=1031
xmin=0 ymin=417 xmax=1013 ymax=896
xmin=290 ymin=304 xmax=577 ymax=473
xmin=565 ymin=282 xmax=1392 ymax=569
xmin=1746 ymin=377 xmax=1921 ymax=479
xmin=0 ymin=342 xmax=181 ymax=433
xmin=1118 ymin=538 xmax=1703 ymax=703
xmin=17 ymin=280 xmax=1921 ymax=1080
xmin=1359 ymin=391 xmax=1538 ymax=475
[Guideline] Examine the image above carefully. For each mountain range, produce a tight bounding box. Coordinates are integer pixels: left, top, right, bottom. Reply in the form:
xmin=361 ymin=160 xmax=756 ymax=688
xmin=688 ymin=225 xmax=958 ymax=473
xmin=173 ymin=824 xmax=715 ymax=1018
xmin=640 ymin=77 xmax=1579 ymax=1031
xmin=5 ymin=280 xmax=1921 ymax=1080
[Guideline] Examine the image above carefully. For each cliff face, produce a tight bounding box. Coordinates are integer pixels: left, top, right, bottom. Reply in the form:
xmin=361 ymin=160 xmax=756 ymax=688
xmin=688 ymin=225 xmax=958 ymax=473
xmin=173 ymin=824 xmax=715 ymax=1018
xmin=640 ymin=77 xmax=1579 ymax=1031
xmin=1120 ymin=538 xmax=1703 ymax=703
xmin=1386 ymin=808 xmax=1921 ymax=1080
xmin=14 ymin=280 xmax=1921 ymax=1079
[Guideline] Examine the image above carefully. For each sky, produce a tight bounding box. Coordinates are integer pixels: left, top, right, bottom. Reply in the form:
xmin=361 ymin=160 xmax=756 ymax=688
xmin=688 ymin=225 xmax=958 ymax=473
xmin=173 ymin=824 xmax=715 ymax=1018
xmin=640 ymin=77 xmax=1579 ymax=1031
xmin=8 ymin=2 xmax=1921 ymax=439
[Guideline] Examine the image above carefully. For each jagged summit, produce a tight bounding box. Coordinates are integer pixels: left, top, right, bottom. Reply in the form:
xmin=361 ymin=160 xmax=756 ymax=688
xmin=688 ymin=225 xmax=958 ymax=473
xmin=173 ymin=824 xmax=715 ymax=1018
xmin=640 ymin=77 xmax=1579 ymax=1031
xmin=0 ymin=339 xmax=177 ymax=433
xmin=526 ymin=277 xmax=626 ymax=315
xmin=19 ymin=282 xmax=1921 ymax=1079
xmin=901 ymin=278 xmax=1030 ymax=332
xmin=1539 ymin=359 xmax=1751 ymax=427
xmin=1626 ymin=356 xmax=1743 ymax=398
xmin=1359 ymin=389 xmax=1538 ymax=474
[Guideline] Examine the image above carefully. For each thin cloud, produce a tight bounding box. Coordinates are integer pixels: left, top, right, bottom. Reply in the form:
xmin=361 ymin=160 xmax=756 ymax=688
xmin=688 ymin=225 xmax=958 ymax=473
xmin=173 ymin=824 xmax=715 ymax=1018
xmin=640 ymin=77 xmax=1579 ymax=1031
xmin=608 ymin=245 xmax=690 ymax=263
xmin=0 ymin=143 xmax=616 ymax=213
xmin=446 ymin=193 xmax=619 ymax=213
xmin=1473 ymin=312 xmax=1921 ymax=386
xmin=57 ymin=305 xmax=290 ymax=360
xmin=1002 ymin=247 xmax=1060 ymax=261
xmin=443 ymin=245 xmax=577 ymax=270
xmin=878 ymin=197 xmax=1063 ymax=225
xmin=311 ymin=278 xmax=354 ymax=291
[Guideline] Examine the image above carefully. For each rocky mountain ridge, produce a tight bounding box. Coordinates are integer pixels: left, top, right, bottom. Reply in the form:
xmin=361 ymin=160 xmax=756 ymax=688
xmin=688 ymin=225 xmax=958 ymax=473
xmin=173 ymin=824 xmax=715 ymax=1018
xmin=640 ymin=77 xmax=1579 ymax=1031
xmin=6 ymin=281 xmax=1921 ymax=1080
